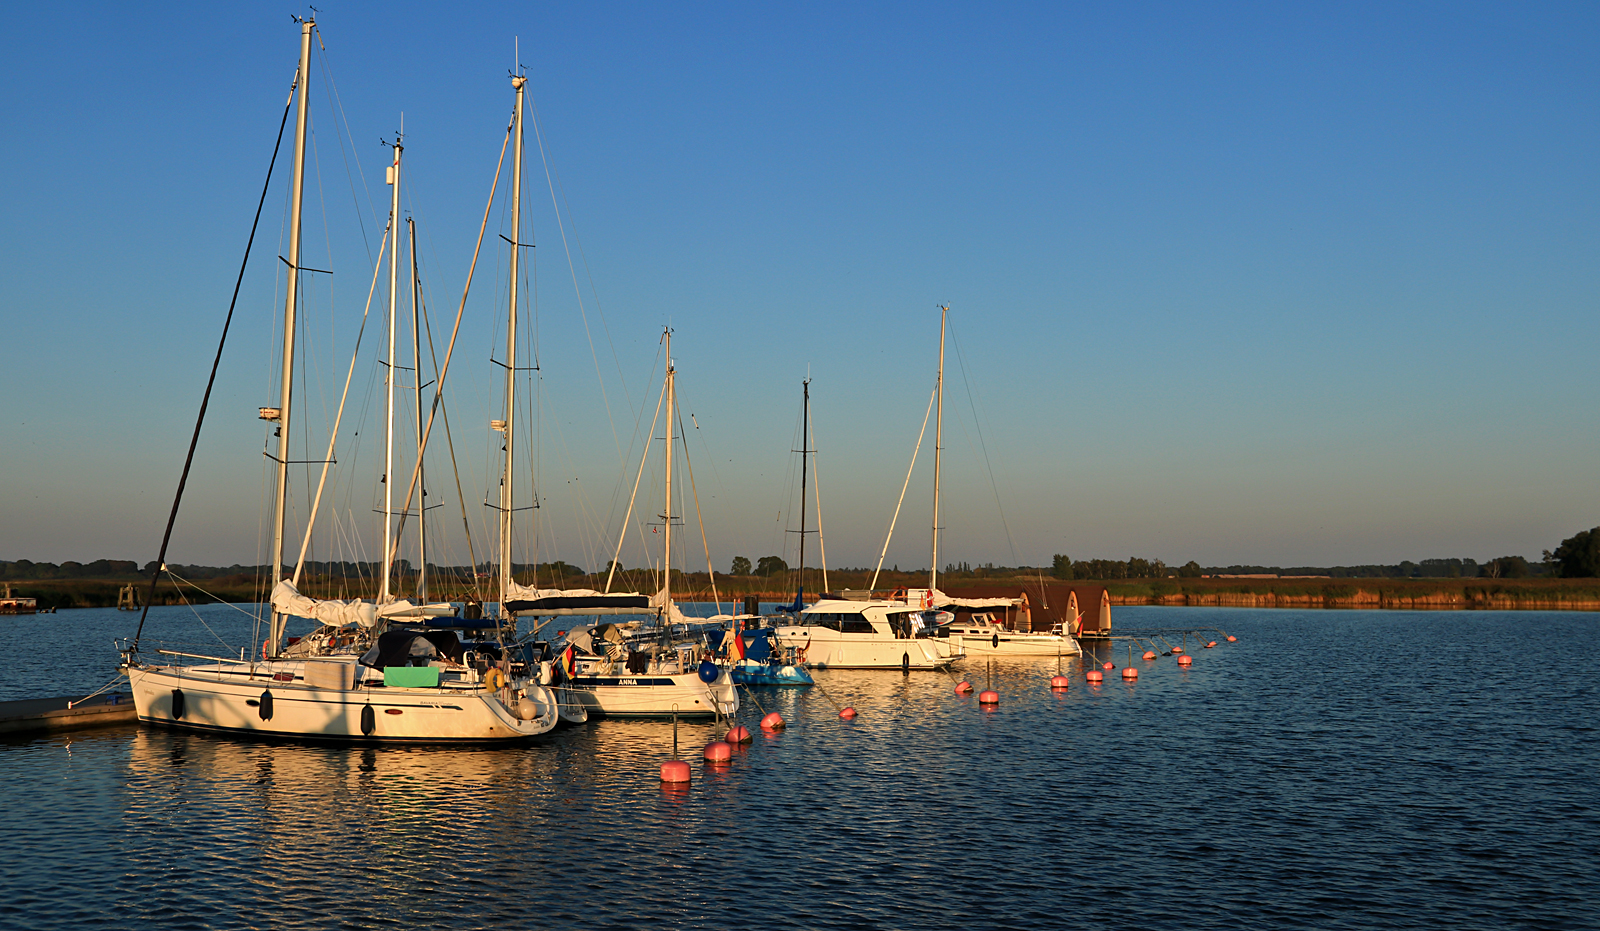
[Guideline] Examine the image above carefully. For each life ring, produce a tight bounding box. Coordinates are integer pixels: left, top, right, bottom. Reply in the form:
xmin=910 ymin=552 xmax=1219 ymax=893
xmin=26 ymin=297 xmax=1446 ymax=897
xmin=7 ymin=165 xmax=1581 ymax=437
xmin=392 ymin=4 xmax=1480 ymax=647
xmin=483 ymin=668 xmax=507 ymax=691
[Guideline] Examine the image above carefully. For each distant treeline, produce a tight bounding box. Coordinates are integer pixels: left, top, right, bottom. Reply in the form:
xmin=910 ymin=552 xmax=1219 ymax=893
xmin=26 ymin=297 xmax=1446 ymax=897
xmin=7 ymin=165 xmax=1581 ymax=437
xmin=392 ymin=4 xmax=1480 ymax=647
xmin=1044 ymin=555 xmax=1548 ymax=580
xmin=10 ymin=522 xmax=1600 ymax=588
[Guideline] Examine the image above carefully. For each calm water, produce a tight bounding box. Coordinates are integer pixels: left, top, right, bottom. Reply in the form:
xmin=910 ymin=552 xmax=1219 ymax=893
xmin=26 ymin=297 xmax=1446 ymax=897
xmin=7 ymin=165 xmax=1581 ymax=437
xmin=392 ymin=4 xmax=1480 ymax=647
xmin=1 ymin=605 xmax=1596 ymax=930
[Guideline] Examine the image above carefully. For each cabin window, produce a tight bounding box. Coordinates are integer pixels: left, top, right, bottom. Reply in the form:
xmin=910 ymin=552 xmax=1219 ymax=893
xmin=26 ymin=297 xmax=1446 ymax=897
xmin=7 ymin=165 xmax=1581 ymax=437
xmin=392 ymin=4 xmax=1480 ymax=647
xmin=810 ymin=613 xmax=844 ymax=631
xmin=839 ymin=614 xmax=876 ymax=634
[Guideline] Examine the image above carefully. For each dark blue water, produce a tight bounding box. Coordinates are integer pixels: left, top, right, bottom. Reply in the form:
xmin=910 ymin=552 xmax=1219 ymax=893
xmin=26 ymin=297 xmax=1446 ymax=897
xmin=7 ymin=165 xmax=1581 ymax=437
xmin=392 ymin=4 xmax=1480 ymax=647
xmin=1 ymin=605 xmax=1596 ymax=929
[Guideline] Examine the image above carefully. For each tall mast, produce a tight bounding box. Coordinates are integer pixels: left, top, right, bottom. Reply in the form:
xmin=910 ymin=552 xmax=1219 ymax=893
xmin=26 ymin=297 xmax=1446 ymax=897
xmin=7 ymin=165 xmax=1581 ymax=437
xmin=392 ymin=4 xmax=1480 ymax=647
xmin=268 ymin=17 xmax=314 ymax=656
xmin=409 ymin=217 xmax=426 ymax=602
xmin=662 ymin=327 xmax=675 ymax=612
xmin=499 ymin=74 xmax=526 ymax=610
xmin=381 ymin=135 xmax=402 ymax=603
xmin=930 ymin=305 xmax=947 ymax=594
xmin=798 ymin=378 xmax=810 ymax=592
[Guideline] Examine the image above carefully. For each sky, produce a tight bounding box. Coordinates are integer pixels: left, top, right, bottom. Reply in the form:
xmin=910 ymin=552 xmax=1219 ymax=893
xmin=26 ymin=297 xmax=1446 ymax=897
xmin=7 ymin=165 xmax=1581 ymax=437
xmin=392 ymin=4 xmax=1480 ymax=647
xmin=2 ymin=1 xmax=1597 ymax=576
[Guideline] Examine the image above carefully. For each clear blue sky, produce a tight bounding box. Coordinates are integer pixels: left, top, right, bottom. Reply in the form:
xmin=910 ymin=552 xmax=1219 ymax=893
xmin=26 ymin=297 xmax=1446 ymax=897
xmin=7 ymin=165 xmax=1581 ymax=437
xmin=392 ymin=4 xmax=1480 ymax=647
xmin=2 ymin=1 xmax=1596 ymax=575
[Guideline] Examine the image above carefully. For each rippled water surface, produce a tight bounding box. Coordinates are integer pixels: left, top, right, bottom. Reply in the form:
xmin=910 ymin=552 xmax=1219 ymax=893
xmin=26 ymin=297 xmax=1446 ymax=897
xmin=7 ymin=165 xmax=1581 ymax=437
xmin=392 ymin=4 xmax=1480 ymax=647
xmin=1 ymin=605 xmax=1597 ymax=930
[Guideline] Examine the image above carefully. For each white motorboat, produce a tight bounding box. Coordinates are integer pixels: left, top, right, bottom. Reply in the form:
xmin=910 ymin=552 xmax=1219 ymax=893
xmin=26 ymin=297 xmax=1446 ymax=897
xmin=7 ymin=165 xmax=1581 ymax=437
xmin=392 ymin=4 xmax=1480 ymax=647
xmin=772 ymin=598 xmax=959 ymax=670
xmin=122 ymin=23 xmax=560 ymax=742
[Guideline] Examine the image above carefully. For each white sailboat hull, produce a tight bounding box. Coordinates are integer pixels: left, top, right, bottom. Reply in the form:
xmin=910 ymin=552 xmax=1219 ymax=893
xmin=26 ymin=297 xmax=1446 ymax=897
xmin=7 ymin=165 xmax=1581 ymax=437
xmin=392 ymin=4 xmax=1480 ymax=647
xmin=126 ymin=659 xmax=558 ymax=742
xmin=567 ymin=669 xmax=738 ymax=718
xmin=940 ymin=633 xmax=1081 ymax=655
xmin=938 ymin=631 xmax=1082 ymax=657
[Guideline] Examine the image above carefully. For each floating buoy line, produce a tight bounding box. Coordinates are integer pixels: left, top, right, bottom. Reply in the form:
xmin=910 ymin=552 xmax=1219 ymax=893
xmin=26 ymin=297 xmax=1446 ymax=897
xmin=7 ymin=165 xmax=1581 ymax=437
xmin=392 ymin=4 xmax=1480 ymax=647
xmin=654 ymin=627 xmax=1241 ymax=789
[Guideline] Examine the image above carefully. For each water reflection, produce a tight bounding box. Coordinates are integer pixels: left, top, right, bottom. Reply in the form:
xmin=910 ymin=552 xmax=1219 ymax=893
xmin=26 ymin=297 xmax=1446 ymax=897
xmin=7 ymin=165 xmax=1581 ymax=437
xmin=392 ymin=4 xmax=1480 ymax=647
xmin=2 ymin=609 xmax=1597 ymax=930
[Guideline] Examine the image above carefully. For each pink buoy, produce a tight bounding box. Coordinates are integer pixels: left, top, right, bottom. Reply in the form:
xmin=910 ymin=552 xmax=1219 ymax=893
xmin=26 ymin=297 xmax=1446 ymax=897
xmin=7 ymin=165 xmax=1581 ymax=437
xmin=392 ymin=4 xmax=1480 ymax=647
xmin=1178 ymin=655 xmax=1193 ymax=666
xmin=838 ymin=707 xmax=858 ymax=720
xmin=1227 ymin=635 xmax=1237 ymax=642
xmin=1102 ymin=661 xmax=1114 ymax=670
xmin=725 ymin=725 xmax=752 ymax=745
xmin=1142 ymin=650 xmax=1157 ymax=661
xmin=1049 ymin=675 xmax=1070 ymax=689
xmin=978 ymin=690 xmax=1000 ymax=705
xmin=955 ymin=680 xmax=974 ymax=694
xmin=1085 ymin=670 xmax=1103 ymax=683
xmin=660 ymin=759 xmax=691 ymax=783
xmin=760 ymin=712 xmax=786 ymax=731
xmin=1121 ymin=667 xmax=1138 ymax=679
xmin=703 ymin=741 xmax=732 ymax=763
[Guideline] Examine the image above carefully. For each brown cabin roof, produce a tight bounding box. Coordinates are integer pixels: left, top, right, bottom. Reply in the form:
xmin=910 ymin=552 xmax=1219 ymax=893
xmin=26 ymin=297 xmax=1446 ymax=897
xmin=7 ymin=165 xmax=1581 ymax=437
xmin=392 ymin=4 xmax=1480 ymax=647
xmin=940 ymin=582 xmax=1109 ymax=632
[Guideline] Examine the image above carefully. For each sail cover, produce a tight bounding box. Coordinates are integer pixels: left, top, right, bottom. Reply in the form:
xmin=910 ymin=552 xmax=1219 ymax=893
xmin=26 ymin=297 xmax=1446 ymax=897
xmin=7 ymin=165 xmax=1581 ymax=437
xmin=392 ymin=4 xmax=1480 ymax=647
xmin=502 ymin=583 xmax=651 ymax=616
xmin=271 ymin=581 xmax=459 ymax=627
xmin=271 ymin=581 xmax=379 ymax=628
xmin=929 ymin=589 xmax=1022 ymax=609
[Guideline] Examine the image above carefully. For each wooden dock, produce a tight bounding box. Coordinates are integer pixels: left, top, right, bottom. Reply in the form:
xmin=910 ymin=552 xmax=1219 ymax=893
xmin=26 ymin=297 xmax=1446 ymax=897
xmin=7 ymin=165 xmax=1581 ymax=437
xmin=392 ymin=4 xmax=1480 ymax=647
xmin=0 ymin=693 xmax=137 ymax=735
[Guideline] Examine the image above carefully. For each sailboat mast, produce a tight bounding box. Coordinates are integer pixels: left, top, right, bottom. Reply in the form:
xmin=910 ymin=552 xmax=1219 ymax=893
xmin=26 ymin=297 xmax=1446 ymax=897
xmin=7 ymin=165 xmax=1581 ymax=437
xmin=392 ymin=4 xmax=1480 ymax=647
xmin=798 ymin=378 xmax=809 ymax=592
xmin=930 ymin=305 xmax=947 ymax=594
xmin=268 ymin=17 xmax=314 ymax=655
xmin=381 ymin=137 xmax=402 ymax=604
xmin=409 ymin=217 xmax=426 ymax=602
xmin=662 ymin=327 xmax=674 ymax=612
xmin=499 ymin=75 xmax=526 ymax=609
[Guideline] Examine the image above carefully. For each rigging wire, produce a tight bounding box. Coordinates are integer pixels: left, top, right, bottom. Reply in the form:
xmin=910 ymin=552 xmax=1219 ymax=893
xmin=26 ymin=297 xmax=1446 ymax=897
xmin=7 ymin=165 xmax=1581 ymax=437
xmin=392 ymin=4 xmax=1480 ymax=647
xmin=527 ymin=94 xmax=630 ymax=468
xmin=676 ymin=407 xmax=722 ymax=614
xmin=382 ymin=114 xmax=513 ymax=576
xmin=870 ymin=379 xmax=938 ymax=593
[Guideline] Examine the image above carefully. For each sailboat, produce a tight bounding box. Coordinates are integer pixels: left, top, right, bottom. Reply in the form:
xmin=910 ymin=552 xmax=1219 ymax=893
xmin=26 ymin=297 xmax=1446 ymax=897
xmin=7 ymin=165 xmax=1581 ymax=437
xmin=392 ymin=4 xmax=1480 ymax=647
xmin=119 ymin=21 xmax=560 ymax=742
xmin=529 ymin=328 xmax=739 ymax=718
xmin=729 ymin=379 xmax=816 ymax=686
xmin=772 ymin=316 xmax=962 ymax=671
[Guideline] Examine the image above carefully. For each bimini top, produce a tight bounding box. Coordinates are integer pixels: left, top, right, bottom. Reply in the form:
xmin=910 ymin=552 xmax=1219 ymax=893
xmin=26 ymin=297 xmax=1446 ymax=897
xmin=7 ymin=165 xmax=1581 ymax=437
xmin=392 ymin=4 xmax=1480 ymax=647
xmin=502 ymin=584 xmax=651 ymax=617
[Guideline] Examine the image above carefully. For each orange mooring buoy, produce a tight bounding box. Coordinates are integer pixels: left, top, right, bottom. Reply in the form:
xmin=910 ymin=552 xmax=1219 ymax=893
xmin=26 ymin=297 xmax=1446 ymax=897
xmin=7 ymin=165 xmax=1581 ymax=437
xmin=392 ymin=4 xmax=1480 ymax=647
xmin=1102 ymin=661 xmax=1114 ymax=670
xmin=955 ymin=680 xmax=973 ymax=694
xmin=839 ymin=706 xmax=858 ymax=720
xmin=1142 ymin=650 xmax=1157 ymax=661
xmin=1121 ymin=666 xmax=1138 ymax=679
xmin=1178 ymin=655 xmax=1193 ymax=667
xmin=1204 ymin=641 xmax=1216 ymax=648
xmin=760 ymin=712 xmax=785 ymax=731
xmin=1227 ymin=635 xmax=1237 ymax=642
xmin=725 ymin=725 xmax=752 ymax=744
xmin=660 ymin=759 xmax=691 ymax=783
xmin=1085 ymin=669 xmax=1103 ymax=682
xmin=703 ymin=741 xmax=732 ymax=763
xmin=978 ymin=689 xmax=1000 ymax=705
xmin=1050 ymin=675 xmax=1070 ymax=689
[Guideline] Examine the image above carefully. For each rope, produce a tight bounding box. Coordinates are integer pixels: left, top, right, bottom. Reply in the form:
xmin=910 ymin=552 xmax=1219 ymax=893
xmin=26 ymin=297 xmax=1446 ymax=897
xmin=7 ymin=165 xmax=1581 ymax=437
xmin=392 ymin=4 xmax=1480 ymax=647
xmin=132 ymin=75 xmax=294 ymax=652
xmin=67 ymin=676 xmax=129 ymax=709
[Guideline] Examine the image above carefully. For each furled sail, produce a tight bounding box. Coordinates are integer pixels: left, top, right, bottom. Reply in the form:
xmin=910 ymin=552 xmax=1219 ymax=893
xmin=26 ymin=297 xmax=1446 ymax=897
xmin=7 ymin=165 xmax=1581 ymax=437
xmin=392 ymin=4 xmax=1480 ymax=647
xmin=271 ymin=581 xmax=459 ymax=627
xmin=271 ymin=580 xmax=379 ymax=628
xmin=502 ymin=582 xmax=650 ymax=616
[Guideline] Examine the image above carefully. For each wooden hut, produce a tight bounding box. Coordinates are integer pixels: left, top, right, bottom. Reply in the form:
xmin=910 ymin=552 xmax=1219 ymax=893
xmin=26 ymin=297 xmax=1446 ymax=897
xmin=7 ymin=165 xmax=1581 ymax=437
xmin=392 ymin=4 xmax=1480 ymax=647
xmin=938 ymin=582 xmax=1111 ymax=638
